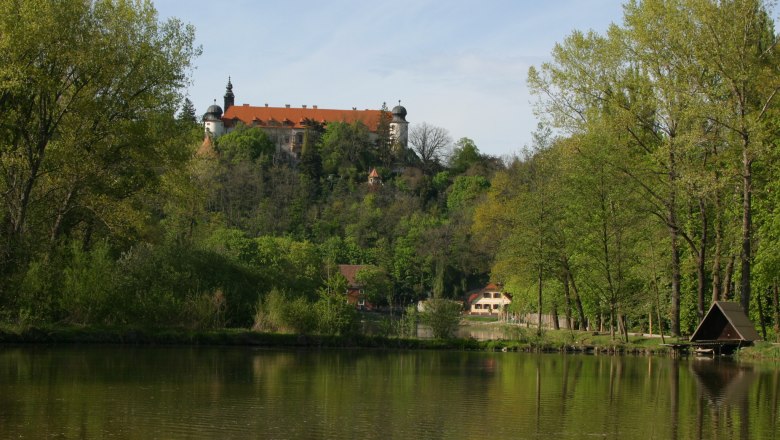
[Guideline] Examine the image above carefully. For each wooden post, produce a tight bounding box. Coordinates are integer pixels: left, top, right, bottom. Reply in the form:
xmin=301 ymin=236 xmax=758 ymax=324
xmin=773 ymin=280 xmax=779 ymax=343
xmin=757 ymin=287 xmax=767 ymax=341
xmin=649 ymin=310 xmax=653 ymax=337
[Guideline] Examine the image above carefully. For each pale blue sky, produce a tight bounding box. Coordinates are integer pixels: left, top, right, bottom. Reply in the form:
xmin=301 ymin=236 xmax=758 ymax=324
xmin=155 ymin=0 xmax=625 ymax=157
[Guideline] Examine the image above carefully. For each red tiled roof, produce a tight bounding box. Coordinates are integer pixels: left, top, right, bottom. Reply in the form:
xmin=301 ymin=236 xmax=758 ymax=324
xmin=223 ymin=105 xmax=384 ymax=131
xmin=338 ymin=264 xmax=370 ymax=287
xmin=466 ymin=283 xmax=503 ymax=296
xmin=484 ymin=282 xmax=502 ymax=291
xmin=465 ymin=283 xmax=510 ymax=305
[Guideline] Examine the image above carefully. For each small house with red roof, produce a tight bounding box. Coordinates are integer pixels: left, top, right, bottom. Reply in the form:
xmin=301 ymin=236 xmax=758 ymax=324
xmin=338 ymin=264 xmax=373 ymax=310
xmin=466 ymin=283 xmax=511 ymax=315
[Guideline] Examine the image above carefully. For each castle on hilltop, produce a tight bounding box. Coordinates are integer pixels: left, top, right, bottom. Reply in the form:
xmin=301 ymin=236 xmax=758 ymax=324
xmin=202 ymin=78 xmax=409 ymax=158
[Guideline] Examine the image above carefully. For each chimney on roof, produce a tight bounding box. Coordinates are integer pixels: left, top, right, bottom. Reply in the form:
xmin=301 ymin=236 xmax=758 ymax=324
xmin=302 ymin=105 xmax=307 ymax=109
xmin=313 ymin=105 xmax=317 ymax=109
xmin=285 ymin=104 xmax=290 ymax=108
xmin=264 ymin=103 xmax=268 ymax=107
xmin=352 ymin=107 xmax=357 ymax=110
xmin=243 ymin=103 xmax=249 ymax=106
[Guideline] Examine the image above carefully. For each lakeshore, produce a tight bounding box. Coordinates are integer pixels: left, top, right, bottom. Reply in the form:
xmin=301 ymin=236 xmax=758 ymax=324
xmin=2 ymin=323 xmax=778 ymax=361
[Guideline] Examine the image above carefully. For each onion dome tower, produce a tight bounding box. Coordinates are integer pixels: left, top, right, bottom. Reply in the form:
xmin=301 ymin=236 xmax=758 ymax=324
xmin=389 ymin=101 xmax=408 ymax=151
xmin=202 ymin=99 xmax=224 ymax=137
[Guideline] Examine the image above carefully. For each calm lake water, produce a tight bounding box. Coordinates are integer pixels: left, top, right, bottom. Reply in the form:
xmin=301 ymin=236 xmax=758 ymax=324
xmin=0 ymin=346 xmax=778 ymax=439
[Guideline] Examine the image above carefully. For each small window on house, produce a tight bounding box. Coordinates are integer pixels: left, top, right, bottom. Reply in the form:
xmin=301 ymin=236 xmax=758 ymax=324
xmin=483 ymin=293 xmax=491 ymax=298
xmin=493 ymin=304 xmax=500 ymax=309
xmin=296 ymin=133 xmax=304 ymax=143
xmin=475 ymin=304 xmax=482 ymax=309
xmin=493 ymin=293 xmax=501 ymax=298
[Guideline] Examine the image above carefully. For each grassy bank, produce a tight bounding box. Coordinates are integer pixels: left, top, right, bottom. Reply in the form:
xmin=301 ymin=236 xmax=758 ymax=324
xmin=0 ymin=324 xmax=665 ymax=353
xmin=2 ymin=323 xmax=777 ymax=360
xmin=734 ymin=341 xmax=780 ymax=361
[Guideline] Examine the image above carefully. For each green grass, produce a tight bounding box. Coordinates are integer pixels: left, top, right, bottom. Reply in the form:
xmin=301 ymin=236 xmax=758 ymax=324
xmin=735 ymin=341 xmax=780 ymax=361
xmin=463 ymin=315 xmax=500 ymax=323
xmin=6 ymin=323 xmax=777 ymax=359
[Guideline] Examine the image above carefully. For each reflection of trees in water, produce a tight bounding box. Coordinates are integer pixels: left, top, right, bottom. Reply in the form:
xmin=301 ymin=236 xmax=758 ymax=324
xmin=689 ymin=359 xmax=757 ymax=440
xmin=2 ymin=348 xmax=779 ymax=439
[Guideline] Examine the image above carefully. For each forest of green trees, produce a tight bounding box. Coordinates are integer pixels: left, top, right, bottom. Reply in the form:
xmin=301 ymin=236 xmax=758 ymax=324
xmin=1 ymin=0 xmax=779 ymax=341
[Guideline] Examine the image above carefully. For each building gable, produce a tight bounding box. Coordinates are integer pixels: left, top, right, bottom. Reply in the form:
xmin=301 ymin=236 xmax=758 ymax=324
xmin=690 ymin=301 xmax=760 ymax=342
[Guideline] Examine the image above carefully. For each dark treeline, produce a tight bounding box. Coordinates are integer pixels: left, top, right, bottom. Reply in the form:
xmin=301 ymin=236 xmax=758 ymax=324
xmin=1 ymin=0 xmax=779 ymax=342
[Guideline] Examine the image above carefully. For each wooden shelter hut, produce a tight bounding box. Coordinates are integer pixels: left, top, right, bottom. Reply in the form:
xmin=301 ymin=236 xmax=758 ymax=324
xmin=689 ymin=301 xmax=760 ymax=355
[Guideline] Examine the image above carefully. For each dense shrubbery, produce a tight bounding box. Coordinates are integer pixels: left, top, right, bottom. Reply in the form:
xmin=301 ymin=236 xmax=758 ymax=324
xmin=252 ymin=289 xmax=357 ymax=336
xmin=14 ymin=240 xmax=264 ymax=329
xmin=420 ymin=299 xmax=463 ymax=339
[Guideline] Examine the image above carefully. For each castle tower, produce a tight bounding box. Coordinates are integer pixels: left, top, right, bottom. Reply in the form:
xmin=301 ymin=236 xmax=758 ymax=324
xmin=223 ymin=77 xmax=235 ymax=112
xmin=368 ymin=167 xmax=382 ymax=186
xmin=389 ymin=101 xmax=408 ymax=152
xmin=203 ymin=99 xmax=224 ymax=137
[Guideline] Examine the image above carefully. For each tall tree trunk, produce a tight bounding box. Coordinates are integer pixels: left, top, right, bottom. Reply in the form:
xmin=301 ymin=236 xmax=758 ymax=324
xmin=712 ymin=191 xmax=724 ymax=302
xmin=670 ymin=224 xmax=682 ymax=336
xmin=619 ymin=312 xmax=628 ymax=343
xmin=655 ymin=284 xmax=666 ymax=344
xmin=740 ymin=144 xmax=752 ymax=313
xmin=773 ymin=281 xmax=779 ymax=343
xmin=723 ymin=255 xmax=736 ymax=301
xmin=609 ymin=304 xmax=616 ymax=340
xmin=49 ymin=186 xmax=77 ymax=248
xmin=537 ymin=265 xmax=543 ymax=336
xmin=562 ymin=270 xmax=573 ymax=329
xmin=667 ymin=143 xmax=682 ymax=336
xmin=566 ymin=267 xmax=587 ymax=330
xmin=696 ymin=198 xmax=708 ymax=320
xmin=552 ymin=302 xmax=560 ymax=330
xmin=757 ymin=287 xmax=767 ymax=341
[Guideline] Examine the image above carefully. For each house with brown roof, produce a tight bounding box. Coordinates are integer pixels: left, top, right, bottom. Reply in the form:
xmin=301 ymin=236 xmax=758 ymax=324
xmin=202 ymin=78 xmax=408 ymax=158
xmin=466 ymin=283 xmax=511 ymax=315
xmin=338 ymin=264 xmax=373 ymax=310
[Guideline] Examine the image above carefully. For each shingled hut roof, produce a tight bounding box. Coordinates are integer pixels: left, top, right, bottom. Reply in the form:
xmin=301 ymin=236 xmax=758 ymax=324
xmin=689 ymin=301 xmax=760 ymax=342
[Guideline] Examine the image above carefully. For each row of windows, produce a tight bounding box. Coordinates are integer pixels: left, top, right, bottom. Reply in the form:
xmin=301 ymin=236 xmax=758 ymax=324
xmin=483 ymin=292 xmax=502 ymax=298
xmin=474 ymin=304 xmax=501 ymax=310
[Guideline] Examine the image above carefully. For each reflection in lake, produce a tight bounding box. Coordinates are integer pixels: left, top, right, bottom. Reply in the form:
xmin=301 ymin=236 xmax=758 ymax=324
xmin=689 ymin=360 xmax=759 ymax=440
xmin=416 ymin=322 xmax=517 ymax=340
xmin=0 ymin=346 xmax=777 ymax=439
